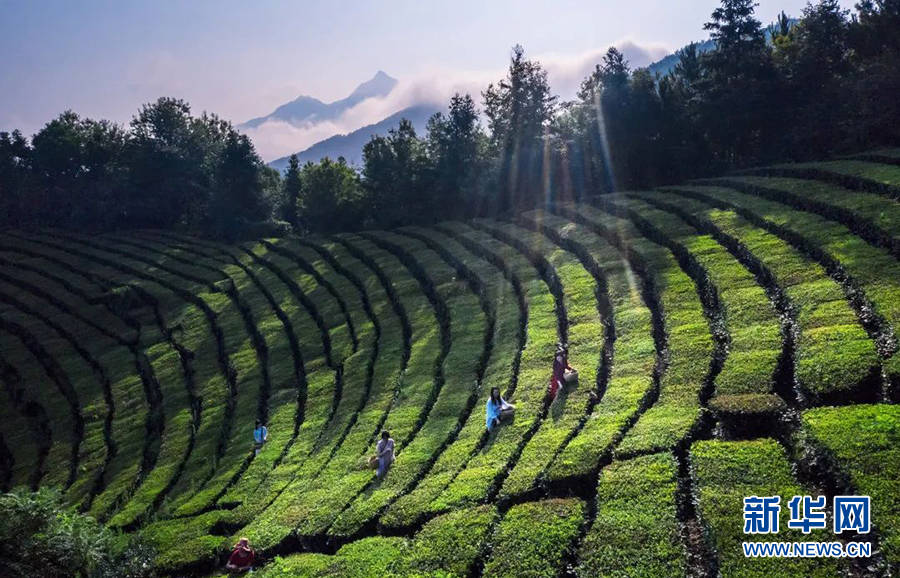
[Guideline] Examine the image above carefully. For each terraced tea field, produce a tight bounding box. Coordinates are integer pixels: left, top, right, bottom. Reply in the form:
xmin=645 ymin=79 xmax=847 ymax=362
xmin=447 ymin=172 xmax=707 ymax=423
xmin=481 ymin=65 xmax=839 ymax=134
xmin=1 ymin=151 xmax=898 ymax=576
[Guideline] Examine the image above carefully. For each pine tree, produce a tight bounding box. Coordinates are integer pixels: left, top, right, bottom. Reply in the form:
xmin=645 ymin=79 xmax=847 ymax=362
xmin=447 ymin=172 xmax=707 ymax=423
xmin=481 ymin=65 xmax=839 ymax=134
xmin=281 ymin=154 xmax=302 ymax=228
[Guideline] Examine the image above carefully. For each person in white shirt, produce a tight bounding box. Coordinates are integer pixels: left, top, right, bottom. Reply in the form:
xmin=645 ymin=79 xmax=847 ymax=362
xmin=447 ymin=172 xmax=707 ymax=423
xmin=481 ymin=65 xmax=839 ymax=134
xmin=374 ymin=430 xmax=395 ymax=478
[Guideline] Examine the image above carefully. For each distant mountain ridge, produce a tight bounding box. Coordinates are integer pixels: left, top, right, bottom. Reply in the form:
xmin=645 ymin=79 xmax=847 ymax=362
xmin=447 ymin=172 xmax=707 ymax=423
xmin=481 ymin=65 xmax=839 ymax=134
xmin=268 ymin=104 xmax=439 ymax=172
xmin=646 ymin=20 xmax=794 ymax=78
xmin=240 ymin=71 xmax=398 ymax=129
xmin=266 ymin=24 xmax=796 ymax=172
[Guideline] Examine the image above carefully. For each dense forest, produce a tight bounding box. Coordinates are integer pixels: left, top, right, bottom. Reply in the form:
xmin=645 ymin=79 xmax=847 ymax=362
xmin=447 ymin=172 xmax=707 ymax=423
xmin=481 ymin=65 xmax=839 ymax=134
xmin=1 ymin=0 xmax=898 ymax=239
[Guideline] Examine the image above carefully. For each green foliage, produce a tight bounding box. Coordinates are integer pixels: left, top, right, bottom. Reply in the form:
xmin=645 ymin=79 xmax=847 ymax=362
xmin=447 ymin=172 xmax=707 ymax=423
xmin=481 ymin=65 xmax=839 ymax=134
xmin=655 ymin=191 xmax=879 ymax=402
xmin=279 ymin=154 xmax=302 ymax=227
xmin=482 ymin=45 xmax=557 ymax=213
xmin=380 ymin=227 xmax=521 ymax=529
xmin=560 ymin=204 xmax=712 ymax=455
xmin=522 ymin=213 xmax=658 ymax=484
xmin=299 ymin=156 xmax=366 ymax=234
xmin=482 ymin=498 xmax=584 ymax=578
xmin=363 ymin=120 xmax=432 ymax=228
xmin=625 ymin=192 xmax=782 ymax=402
xmin=416 ymin=223 xmax=558 ymax=515
xmin=2 ymin=98 xmax=275 ymax=238
xmin=801 ymin=404 xmax=900 ymax=564
xmin=4 ymin=148 xmax=900 ymax=576
xmin=397 ymin=505 xmax=496 ymax=576
xmin=483 ymin=221 xmax=604 ymax=499
xmin=692 ymin=439 xmax=845 ymax=577
xmin=0 ymin=487 xmax=154 ymax=578
xmin=328 ymin=230 xmax=487 ymax=537
xmin=577 ymin=454 xmax=685 ymax=577
xmin=426 ymin=94 xmax=488 ymax=219
xmin=670 ymin=181 xmax=900 ymax=394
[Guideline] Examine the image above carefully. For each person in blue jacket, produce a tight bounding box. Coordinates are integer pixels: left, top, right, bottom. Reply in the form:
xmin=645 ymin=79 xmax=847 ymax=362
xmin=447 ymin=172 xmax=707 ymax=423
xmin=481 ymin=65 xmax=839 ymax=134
xmin=253 ymin=420 xmax=268 ymax=456
xmin=486 ymin=387 xmax=515 ymax=432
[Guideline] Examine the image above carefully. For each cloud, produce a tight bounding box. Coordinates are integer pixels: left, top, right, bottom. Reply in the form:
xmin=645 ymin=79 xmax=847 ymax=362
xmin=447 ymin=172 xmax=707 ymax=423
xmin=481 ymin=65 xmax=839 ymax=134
xmin=541 ymin=40 xmax=671 ymax=99
xmin=243 ymin=39 xmax=673 ymax=162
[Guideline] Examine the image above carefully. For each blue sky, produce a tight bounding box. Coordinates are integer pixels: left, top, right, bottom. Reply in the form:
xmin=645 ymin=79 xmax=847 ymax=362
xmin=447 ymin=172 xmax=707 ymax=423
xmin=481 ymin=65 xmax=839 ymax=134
xmin=1 ymin=0 xmax=856 ymax=157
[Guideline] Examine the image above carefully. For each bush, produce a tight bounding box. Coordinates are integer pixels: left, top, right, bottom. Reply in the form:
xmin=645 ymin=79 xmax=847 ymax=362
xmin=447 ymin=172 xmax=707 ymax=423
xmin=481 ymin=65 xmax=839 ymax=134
xmin=577 ymin=453 xmax=685 ymax=577
xmin=482 ymin=498 xmax=584 ymax=577
xmin=800 ymin=404 xmax=900 ymax=565
xmin=0 ymin=487 xmax=154 ymax=578
xmin=692 ymin=439 xmax=846 ymax=577
xmin=709 ymin=393 xmax=787 ymax=438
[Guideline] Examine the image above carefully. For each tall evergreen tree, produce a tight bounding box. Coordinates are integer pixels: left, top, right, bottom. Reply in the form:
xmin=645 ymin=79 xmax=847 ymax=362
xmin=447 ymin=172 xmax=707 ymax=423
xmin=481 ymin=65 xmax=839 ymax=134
xmin=699 ymin=0 xmax=778 ymax=165
xmin=426 ymin=93 xmax=485 ymax=218
xmin=483 ymin=45 xmax=556 ymax=213
xmin=775 ymin=0 xmax=851 ymax=155
xmin=281 ymin=153 xmax=302 ymax=227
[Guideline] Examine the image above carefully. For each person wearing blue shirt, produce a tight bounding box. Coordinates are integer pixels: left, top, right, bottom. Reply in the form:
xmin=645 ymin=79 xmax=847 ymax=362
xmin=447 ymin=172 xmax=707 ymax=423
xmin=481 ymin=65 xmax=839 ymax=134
xmin=253 ymin=420 xmax=268 ymax=456
xmin=486 ymin=387 xmax=514 ymax=432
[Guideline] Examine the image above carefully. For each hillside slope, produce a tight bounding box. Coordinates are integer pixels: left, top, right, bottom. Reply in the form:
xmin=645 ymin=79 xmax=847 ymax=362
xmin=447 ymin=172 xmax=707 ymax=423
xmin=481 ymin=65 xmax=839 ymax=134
xmin=1 ymin=150 xmax=899 ymax=576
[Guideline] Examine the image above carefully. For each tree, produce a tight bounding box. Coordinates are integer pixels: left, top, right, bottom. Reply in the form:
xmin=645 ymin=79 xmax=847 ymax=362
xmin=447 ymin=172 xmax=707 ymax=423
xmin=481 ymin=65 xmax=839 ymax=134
xmin=696 ymin=0 xmax=780 ymax=165
xmin=127 ymin=98 xmax=213 ymax=228
xmin=572 ymin=48 xmax=666 ymax=190
xmin=850 ymin=0 xmax=900 ymax=144
xmin=426 ymin=93 xmax=486 ymax=218
xmin=280 ymin=154 xmax=302 ymax=227
xmin=775 ymin=0 xmax=852 ymax=155
xmin=362 ymin=119 xmax=431 ymax=227
xmin=298 ymin=157 xmax=365 ymax=234
xmin=0 ymin=488 xmax=153 ymax=578
xmin=208 ymin=131 xmax=269 ymax=240
xmin=0 ymin=130 xmax=32 ymax=227
xmin=28 ymin=112 xmax=126 ymax=229
xmin=483 ymin=45 xmax=557 ymax=213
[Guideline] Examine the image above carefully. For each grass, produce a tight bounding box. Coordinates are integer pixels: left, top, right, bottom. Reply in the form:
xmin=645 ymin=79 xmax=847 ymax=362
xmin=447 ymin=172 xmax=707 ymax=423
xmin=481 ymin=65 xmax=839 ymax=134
xmin=559 ymin=204 xmax=713 ymax=455
xmin=523 ymin=211 xmax=657 ymax=483
xmin=482 ymin=498 xmax=584 ymax=578
xmin=667 ymin=184 xmax=900 ymax=397
xmin=475 ymin=220 xmax=604 ymax=500
xmin=650 ymin=192 xmax=880 ymax=403
xmin=418 ymin=222 xmax=557 ymax=514
xmin=800 ymin=404 xmax=900 ymax=565
xmin=380 ymin=226 xmax=521 ymax=530
xmin=691 ymin=438 xmax=846 ymax=577
xmin=577 ymin=453 xmax=685 ymax=577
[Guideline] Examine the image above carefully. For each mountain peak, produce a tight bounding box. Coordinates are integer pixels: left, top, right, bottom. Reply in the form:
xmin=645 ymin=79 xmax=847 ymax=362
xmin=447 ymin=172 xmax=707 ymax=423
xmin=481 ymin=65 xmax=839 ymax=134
xmin=347 ymin=71 xmax=397 ymax=102
xmin=240 ymin=71 xmax=398 ymax=130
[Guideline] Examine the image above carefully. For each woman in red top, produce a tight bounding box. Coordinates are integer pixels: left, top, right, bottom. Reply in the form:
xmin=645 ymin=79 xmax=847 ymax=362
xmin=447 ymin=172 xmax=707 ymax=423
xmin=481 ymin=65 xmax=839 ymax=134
xmin=225 ymin=537 xmax=255 ymax=573
xmin=549 ymin=342 xmax=573 ymax=399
